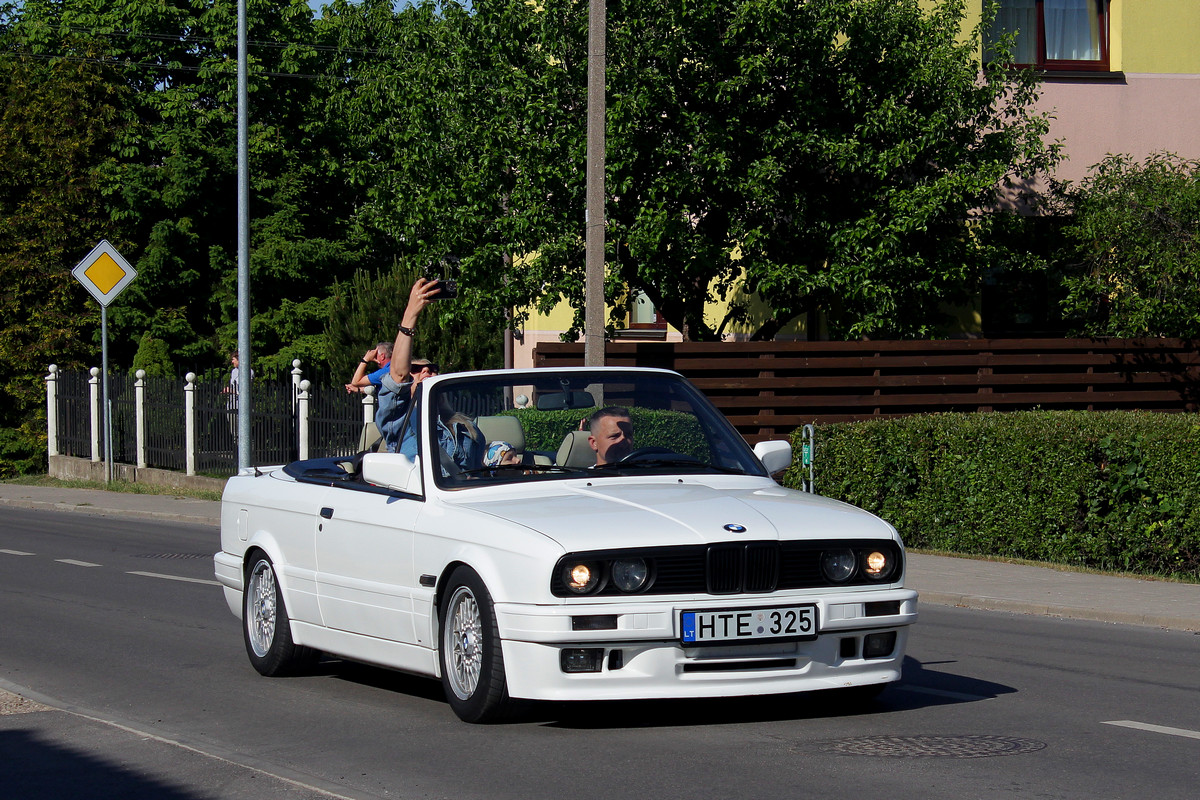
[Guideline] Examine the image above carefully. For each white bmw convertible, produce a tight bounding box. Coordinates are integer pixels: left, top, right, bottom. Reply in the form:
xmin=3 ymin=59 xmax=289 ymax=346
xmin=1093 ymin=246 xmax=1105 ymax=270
xmin=214 ymin=367 xmax=917 ymax=722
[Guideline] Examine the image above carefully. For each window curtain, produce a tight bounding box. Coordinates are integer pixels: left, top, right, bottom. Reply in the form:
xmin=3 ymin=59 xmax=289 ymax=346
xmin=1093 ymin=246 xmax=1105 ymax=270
xmin=988 ymin=0 xmax=1038 ymax=64
xmin=1044 ymin=0 xmax=1102 ymax=61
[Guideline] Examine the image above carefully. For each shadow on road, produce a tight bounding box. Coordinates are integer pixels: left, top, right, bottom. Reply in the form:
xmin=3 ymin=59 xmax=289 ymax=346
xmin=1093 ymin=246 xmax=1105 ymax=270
xmin=0 ymin=728 xmax=203 ymax=800
xmin=313 ymin=653 xmax=1015 ymax=729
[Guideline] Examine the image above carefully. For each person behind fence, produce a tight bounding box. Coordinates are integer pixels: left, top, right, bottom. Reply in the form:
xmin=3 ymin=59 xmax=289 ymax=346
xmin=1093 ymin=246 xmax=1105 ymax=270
xmin=373 ymin=278 xmax=479 ymax=472
xmin=221 ymin=351 xmax=252 ymax=410
xmin=345 ymin=341 xmax=393 ymax=394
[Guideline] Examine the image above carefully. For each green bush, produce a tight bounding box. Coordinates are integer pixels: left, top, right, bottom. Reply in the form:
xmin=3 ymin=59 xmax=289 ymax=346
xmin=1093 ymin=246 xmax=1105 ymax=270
xmin=783 ymin=412 xmax=1200 ymax=580
xmin=503 ymin=407 xmax=709 ymax=461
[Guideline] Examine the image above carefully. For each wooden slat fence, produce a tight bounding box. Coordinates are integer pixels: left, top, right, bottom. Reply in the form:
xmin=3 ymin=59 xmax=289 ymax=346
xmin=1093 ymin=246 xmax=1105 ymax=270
xmin=534 ymin=339 xmax=1200 ymax=443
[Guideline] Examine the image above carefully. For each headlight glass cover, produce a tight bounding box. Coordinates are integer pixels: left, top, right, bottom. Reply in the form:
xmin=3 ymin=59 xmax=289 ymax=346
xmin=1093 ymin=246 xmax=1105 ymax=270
xmin=610 ymin=558 xmax=650 ymax=592
xmin=561 ymin=561 xmax=603 ymax=594
xmin=821 ymin=549 xmax=857 ymax=583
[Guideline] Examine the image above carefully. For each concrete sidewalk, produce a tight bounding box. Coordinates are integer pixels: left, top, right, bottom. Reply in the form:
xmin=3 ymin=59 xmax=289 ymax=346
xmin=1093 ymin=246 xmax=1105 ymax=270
xmin=3 ymin=482 xmax=1198 ymax=633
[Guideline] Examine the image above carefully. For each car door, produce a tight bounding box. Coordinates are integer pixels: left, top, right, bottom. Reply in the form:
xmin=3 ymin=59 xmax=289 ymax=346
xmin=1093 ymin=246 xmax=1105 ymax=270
xmin=313 ymin=483 xmax=423 ymax=646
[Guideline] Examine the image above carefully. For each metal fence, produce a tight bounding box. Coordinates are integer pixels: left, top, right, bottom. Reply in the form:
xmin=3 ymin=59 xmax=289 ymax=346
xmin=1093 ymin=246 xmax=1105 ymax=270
xmin=47 ymin=364 xmax=369 ymax=478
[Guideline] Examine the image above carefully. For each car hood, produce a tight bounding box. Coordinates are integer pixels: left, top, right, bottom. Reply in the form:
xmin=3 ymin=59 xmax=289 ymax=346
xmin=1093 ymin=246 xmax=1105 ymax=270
xmin=451 ymin=478 xmax=896 ymax=551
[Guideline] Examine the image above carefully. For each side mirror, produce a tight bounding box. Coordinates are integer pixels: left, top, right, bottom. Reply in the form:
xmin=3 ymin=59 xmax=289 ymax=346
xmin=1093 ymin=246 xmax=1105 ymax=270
xmin=361 ymin=453 xmax=422 ymax=494
xmin=753 ymin=440 xmax=793 ymax=475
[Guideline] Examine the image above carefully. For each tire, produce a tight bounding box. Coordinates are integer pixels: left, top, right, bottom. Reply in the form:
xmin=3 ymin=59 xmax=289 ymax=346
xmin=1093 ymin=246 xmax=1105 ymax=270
xmin=438 ymin=567 xmax=512 ymax=723
xmin=243 ymin=553 xmax=317 ymax=676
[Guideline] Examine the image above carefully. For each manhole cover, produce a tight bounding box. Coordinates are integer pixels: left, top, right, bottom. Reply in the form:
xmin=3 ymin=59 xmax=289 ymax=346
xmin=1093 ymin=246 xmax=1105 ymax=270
xmin=133 ymin=553 xmax=210 ymax=560
xmin=821 ymin=735 xmax=1047 ymax=759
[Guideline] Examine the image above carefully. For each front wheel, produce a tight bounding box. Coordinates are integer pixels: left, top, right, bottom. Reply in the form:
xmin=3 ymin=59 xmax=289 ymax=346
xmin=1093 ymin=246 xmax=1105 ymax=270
xmin=439 ymin=567 xmax=512 ymax=723
xmin=243 ymin=553 xmax=317 ymax=676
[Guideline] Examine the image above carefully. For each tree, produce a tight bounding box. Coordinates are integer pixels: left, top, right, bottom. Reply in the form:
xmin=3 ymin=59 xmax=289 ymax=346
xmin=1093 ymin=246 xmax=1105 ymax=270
xmin=324 ymin=258 xmax=503 ymax=382
xmin=0 ymin=35 xmax=129 ymax=474
xmin=376 ymin=0 xmax=1057 ymax=342
xmin=1056 ymin=153 xmax=1200 ymax=338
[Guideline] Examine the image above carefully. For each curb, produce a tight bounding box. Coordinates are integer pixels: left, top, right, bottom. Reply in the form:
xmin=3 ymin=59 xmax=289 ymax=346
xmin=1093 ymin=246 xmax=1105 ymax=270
xmin=918 ymin=591 xmax=1200 ymax=633
xmin=0 ymin=497 xmax=218 ymax=528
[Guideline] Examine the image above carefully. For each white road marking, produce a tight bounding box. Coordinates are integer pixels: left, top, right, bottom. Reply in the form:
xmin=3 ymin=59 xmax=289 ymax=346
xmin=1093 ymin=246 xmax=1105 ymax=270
xmin=1103 ymin=720 xmax=1200 ymax=741
xmin=127 ymin=570 xmax=220 ymax=587
xmin=0 ymin=549 xmax=35 ymax=556
xmin=56 ymin=559 xmax=102 ymax=567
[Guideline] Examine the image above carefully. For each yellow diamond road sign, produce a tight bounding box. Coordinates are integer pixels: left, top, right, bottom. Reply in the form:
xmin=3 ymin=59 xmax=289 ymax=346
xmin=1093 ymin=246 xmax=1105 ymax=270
xmin=73 ymin=240 xmax=137 ymax=307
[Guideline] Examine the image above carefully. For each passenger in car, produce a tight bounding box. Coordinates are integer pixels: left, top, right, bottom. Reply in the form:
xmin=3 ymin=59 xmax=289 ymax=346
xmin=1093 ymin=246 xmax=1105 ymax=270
xmin=374 ymin=278 xmax=442 ymax=456
xmin=484 ymin=441 xmax=522 ymax=468
xmin=588 ymin=406 xmax=634 ymax=465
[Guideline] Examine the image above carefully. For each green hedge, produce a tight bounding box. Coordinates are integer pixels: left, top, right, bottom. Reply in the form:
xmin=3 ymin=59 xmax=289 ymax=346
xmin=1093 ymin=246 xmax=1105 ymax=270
xmin=782 ymin=412 xmax=1200 ymax=580
xmin=500 ymin=407 xmax=710 ymax=460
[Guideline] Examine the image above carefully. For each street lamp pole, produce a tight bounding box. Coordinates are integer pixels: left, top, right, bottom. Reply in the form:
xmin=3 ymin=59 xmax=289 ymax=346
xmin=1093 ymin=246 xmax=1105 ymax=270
xmin=236 ymin=0 xmax=251 ymax=469
xmin=584 ymin=0 xmax=606 ymax=367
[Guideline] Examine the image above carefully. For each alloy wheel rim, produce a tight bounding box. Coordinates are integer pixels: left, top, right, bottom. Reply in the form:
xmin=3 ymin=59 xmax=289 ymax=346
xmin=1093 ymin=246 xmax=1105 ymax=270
xmin=445 ymin=587 xmax=482 ymax=700
xmin=248 ymin=562 xmax=276 ymax=657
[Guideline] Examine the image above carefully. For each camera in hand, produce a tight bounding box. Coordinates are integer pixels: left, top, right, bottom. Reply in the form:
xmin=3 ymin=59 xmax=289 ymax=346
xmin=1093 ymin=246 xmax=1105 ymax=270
xmin=428 ymin=278 xmax=457 ymax=300
xmin=424 ymin=254 xmax=460 ymax=300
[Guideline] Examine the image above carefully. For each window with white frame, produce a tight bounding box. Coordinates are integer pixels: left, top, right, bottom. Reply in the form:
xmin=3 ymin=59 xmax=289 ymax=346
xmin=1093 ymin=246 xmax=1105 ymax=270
xmin=986 ymin=0 xmax=1110 ymax=71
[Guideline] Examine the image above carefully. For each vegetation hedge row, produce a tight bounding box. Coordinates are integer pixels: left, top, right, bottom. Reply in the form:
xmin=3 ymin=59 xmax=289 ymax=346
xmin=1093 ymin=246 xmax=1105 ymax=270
xmin=783 ymin=412 xmax=1200 ymax=581
xmin=503 ymin=408 xmax=709 ymax=461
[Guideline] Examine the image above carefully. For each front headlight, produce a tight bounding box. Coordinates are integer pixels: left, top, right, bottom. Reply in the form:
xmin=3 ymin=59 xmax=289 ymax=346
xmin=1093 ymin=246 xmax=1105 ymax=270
xmin=821 ymin=549 xmax=857 ymax=583
xmin=561 ymin=561 xmax=603 ymax=594
xmin=610 ymin=558 xmax=649 ymax=592
xmin=862 ymin=549 xmax=896 ymax=581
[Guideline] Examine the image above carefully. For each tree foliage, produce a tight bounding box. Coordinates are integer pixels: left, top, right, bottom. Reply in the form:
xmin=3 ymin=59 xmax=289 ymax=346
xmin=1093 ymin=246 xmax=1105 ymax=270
xmin=0 ymin=0 xmax=1062 ymax=475
xmin=1055 ymin=153 xmax=1200 ymax=338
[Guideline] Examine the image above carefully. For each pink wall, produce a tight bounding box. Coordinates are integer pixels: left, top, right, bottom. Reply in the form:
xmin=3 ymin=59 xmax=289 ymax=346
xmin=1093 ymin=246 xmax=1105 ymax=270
xmin=1038 ymin=73 xmax=1200 ymax=184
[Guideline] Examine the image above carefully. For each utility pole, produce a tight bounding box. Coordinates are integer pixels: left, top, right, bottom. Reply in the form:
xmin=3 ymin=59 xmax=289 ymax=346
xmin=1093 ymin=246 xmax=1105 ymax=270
xmin=584 ymin=0 xmax=606 ymax=367
xmin=236 ymin=0 xmax=251 ymax=469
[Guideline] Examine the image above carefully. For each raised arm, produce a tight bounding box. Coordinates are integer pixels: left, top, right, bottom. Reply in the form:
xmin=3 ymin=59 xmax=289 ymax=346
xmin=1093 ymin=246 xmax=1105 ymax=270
xmin=389 ymin=278 xmax=440 ymax=384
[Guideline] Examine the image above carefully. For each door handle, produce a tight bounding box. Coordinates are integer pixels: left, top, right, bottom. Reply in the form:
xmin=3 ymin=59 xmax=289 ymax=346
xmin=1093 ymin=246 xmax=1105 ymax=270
xmin=320 ymin=507 xmax=333 ymax=519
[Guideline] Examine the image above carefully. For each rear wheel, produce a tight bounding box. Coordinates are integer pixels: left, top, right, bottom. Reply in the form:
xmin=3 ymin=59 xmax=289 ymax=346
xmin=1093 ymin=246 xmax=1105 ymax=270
xmin=439 ymin=567 xmax=511 ymax=723
xmin=243 ymin=553 xmax=317 ymax=676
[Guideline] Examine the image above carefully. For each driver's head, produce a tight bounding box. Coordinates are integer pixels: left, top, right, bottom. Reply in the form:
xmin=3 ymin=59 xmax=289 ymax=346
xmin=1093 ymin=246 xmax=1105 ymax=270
xmin=588 ymin=407 xmax=633 ymax=465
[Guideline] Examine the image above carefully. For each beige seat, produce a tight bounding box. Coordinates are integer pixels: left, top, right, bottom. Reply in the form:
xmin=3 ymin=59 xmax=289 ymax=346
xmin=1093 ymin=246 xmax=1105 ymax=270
xmin=357 ymin=421 xmax=387 ymax=452
xmin=477 ymin=415 xmax=553 ymax=465
xmin=476 ymin=415 xmax=525 ymax=450
xmin=556 ymin=430 xmax=596 ymax=469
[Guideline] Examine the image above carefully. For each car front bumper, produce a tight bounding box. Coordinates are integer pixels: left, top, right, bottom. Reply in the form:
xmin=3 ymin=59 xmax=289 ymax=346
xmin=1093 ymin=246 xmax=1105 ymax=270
xmin=494 ymin=588 xmax=918 ymax=701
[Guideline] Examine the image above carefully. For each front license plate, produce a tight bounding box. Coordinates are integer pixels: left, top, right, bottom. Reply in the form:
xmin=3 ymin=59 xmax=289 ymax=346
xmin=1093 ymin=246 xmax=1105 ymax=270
xmin=680 ymin=605 xmax=818 ymax=644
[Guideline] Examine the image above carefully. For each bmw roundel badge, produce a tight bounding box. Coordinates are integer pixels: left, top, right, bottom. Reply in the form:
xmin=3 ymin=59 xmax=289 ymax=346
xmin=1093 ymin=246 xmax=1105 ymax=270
xmin=723 ymin=523 xmax=747 ymax=533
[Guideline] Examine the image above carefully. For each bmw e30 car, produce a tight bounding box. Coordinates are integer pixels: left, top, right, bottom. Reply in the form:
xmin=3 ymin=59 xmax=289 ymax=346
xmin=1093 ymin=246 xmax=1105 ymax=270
xmin=213 ymin=367 xmax=917 ymax=722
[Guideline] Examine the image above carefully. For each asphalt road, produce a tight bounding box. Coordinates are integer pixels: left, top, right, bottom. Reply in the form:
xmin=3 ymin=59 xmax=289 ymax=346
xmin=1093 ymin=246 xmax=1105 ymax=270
xmin=2 ymin=508 xmax=1199 ymax=800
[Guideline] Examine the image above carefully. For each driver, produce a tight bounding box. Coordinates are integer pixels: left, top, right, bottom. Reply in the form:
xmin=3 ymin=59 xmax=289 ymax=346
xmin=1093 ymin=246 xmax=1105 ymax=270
xmin=588 ymin=406 xmax=634 ymax=465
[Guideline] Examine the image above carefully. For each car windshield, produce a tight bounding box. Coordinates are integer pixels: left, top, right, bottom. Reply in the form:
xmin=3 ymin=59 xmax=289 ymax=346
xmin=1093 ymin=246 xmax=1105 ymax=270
xmin=428 ymin=370 xmax=768 ymax=488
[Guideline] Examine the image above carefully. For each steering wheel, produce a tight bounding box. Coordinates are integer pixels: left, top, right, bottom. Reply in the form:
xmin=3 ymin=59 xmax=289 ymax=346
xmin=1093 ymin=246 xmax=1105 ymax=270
xmin=619 ymin=446 xmax=674 ymax=462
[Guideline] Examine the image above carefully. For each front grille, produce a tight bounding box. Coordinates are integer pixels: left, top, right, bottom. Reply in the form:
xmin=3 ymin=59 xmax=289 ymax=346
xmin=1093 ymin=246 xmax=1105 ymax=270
xmin=551 ymin=539 xmax=903 ymax=597
xmin=707 ymin=543 xmax=780 ymax=594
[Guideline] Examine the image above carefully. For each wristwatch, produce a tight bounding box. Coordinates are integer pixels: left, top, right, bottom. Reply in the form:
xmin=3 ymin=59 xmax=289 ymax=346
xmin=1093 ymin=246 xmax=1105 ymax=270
xmin=398 ymin=325 xmax=416 ymax=337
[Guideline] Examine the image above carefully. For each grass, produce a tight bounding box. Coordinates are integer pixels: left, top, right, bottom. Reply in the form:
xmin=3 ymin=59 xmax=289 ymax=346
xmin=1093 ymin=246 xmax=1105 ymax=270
xmin=3 ymin=474 xmax=223 ymax=503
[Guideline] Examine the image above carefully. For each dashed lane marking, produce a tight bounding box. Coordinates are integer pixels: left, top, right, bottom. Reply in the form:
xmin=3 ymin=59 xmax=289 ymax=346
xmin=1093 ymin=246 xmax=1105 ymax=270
xmin=0 ymin=549 xmax=35 ymax=556
xmin=127 ymin=570 xmax=220 ymax=587
xmin=1103 ymin=720 xmax=1200 ymax=741
xmin=55 ymin=559 xmax=102 ymax=567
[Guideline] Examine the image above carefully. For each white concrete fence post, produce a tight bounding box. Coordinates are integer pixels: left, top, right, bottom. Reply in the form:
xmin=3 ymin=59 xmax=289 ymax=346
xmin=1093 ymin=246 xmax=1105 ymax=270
xmin=184 ymin=372 xmax=197 ymax=476
xmin=45 ymin=365 xmax=58 ymax=457
xmin=88 ymin=367 xmax=101 ymax=462
xmin=298 ymin=380 xmax=311 ymax=461
xmin=291 ymin=359 xmax=303 ymax=411
xmin=362 ymin=384 xmax=377 ymax=425
xmin=135 ymin=370 xmax=147 ymax=469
